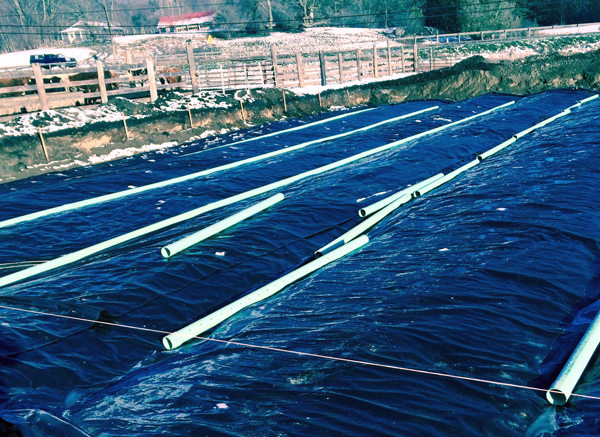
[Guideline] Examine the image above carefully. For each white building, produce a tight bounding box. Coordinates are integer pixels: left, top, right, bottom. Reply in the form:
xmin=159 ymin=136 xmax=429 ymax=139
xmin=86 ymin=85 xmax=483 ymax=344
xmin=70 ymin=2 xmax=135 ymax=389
xmin=60 ymin=21 xmax=126 ymax=43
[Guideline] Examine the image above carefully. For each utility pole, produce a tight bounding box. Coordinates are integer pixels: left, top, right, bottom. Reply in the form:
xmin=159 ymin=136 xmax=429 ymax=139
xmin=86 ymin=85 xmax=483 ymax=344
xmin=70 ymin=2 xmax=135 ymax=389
xmin=100 ymin=0 xmax=116 ymax=59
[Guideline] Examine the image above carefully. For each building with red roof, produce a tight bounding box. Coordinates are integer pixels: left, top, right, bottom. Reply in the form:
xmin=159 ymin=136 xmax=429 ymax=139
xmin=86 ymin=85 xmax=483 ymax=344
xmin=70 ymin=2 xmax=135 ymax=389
xmin=157 ymin=11 xmax=216 ymax=33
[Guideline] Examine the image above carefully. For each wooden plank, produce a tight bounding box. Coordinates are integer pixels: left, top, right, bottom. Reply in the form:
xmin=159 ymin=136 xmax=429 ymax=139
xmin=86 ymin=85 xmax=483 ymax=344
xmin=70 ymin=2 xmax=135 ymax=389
xmin=356 ymin=49 xmax=362 ymax=81
xmin=338 ymin=52 xmax=344 ymax=84
xmin=373 ymin=44 xmax=378 ymax=78
xmin=106 ymin=87 xmax=150 ymax=96
xmin=0 ymin=84 xmax=37 ymax=94
xmin=96 ymin=60 xmax=108 ymax=104
xmin=296 ymin=52 xmax=305 ymax=88
xmin=387 ymin=39 xmax=392 ymax=76
xmin=187 ymin=41 xmax=199 ymax=94
xmin=31 ymin=63 xmax=49 ymax=111
xmin=146 ymin=57 xmax=158 ymax=102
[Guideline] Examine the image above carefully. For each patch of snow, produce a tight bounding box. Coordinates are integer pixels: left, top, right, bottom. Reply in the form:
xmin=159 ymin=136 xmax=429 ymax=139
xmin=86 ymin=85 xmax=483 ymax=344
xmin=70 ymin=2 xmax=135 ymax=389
xmin=88 ymin=141 xmax=178 ymax=164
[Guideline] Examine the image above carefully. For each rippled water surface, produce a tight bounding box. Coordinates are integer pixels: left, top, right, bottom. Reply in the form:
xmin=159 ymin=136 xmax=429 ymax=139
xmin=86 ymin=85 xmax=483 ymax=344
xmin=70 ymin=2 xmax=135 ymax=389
xmin=1 ymin=90 xmax=599 ymax=436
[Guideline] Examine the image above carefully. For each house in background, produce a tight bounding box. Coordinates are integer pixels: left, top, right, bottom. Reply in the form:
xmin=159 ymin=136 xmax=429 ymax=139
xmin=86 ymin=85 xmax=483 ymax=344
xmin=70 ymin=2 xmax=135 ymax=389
xmin=60 ymin=21 xmax=126 ymax=43
xmin=157 ymin=11 xmax=216 ymax=33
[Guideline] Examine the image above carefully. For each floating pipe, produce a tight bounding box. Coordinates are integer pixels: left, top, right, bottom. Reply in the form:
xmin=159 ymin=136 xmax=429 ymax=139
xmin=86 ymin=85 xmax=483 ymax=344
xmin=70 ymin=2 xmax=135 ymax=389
xmin=572 ymin=94 xmax=599 ymax=107
xmin=185 ymin=107 xmax=377 ymax=156
xmin=547 ymin=309 xmax=600 ymax=405
xmin=413 ymin=159 xmax=480 ymax=198
xmin=161 ymin=193 xmax=284 ymax=259
xmin=0 ymin=107 xmax=437 ymax=231
xmin=163 ymin=235 xmax=369 ymax=350
xmin=316 ymin=194 xmax=412 ymax=257
xmin=358 ymin=173 xmax=444 ymax=218
xmin=0 ymin=103 xmax=514 ymax=287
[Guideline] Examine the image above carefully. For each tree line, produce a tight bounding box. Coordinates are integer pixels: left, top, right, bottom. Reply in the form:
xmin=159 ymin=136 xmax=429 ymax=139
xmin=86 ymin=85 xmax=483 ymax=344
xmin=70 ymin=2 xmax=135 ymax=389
xmin=0 ymin=0 xmax=599 ymax=53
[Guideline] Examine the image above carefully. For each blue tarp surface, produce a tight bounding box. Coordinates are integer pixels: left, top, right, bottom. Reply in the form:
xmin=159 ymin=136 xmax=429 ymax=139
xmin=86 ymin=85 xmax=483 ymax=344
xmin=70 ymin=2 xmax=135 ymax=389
xmin=0 ymin=89 xmax=599 ymax=436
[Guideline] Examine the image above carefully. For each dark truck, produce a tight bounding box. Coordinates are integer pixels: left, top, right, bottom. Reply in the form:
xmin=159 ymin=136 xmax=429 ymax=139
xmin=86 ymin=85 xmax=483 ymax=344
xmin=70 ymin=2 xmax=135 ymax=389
xmin=29 ymin=53 xmax=77 ymax=69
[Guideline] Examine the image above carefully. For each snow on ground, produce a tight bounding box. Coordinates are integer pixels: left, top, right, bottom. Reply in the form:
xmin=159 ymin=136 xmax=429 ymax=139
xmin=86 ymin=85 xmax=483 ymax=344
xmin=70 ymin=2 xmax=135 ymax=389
xmin=0 ymin=92 xmax=232 ymax=138
xmin=0 ymin=48 xmax=96 ymax=69
xmin=289 ymin=71 xmax=417 ymax=95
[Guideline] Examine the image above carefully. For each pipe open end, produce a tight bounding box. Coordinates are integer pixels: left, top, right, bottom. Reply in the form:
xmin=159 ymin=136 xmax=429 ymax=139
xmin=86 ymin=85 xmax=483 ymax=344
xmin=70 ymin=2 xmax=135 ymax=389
xmin=413 ymin=191 xmax=421 ymax=198
xmin=163 ymin=336 xmax=174 ymax=350
xmin=546 ymin=389 xmax=568 ymax=406
xmin=161 ymin=247 xmax=171 ymax=259
xmin=314 ymin=251 xmax=323 ymax=259
xmin=358 ymin=209 xmax=367 ymax=218
xmin=477 ymin=155 xmax=484 ymax=162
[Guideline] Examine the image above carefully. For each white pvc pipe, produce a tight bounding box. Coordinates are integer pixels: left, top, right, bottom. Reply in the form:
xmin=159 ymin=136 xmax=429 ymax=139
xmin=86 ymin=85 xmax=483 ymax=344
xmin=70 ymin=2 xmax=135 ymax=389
xmin=161 ymin=193 xmax=284 ymax=258
xmin=358 ymin=173 xmax=444 ymax=218
xmin=477 ymin=94 xmax=600 ymax=162
xmin=0 ymin=107 xmax=437 ymax=231
xmin=0 ymin=103 xmax=511 ymax=288
xmin=185 ymin=107 xmax=377 ymax=156
xmin=547 ymin=310 xmax=600 ymax=405
xmin=316 ymin=194 xmax=412 ymax=257
xmin=413 ymin=159 xmax=480 ymax=198
xmin=163 ymin=235 xmax=370 ymax=350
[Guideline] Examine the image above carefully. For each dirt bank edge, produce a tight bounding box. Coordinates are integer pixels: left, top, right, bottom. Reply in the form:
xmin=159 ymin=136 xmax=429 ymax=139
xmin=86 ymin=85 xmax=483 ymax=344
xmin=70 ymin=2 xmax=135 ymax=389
xmin=2 ymin=50 xmax=599 ymax=183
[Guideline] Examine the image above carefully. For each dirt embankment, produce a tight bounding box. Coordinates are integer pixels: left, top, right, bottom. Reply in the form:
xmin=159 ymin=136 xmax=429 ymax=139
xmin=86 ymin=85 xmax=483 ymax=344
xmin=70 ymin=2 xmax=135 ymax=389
xmin=1 ymin=50 xmax=599 ymax=182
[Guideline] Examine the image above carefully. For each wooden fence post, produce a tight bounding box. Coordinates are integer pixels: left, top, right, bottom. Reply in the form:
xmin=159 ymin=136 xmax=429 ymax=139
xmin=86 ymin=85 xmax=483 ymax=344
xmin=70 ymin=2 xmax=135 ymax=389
xmin=187 ymin=40 xmax=199 ymax=95
xmin=356 ymin=49 xmax=362 ymax=81
xmin=319 ymin=50 xmax=327 ymax=86
xmin=338 ymin=52 xmax=344 ymax=84
xmin=31 ymin=63 xmax=49 ymax=111
xmin=146 ymin=56 xmax=158 ymax=102
xmin=271 ymin=45 xmax=279 ymax=87
xmin=401 ymin=48 xmax=406 ymax=73
xmin=373 ymin=43 xmax=378 ymax=78
xmin=413 ymin=43 xmax=418 ymax=72
xmin=125 ymin=50 xmax=132 ymax=64
xmin=296 ymin=52 xmax=305 ymax=88
xmin=387 ymin=39 xmax=392 ymax=76
xmin=219 ymin=64 xmax=225 ymax=93
xmin=37 ymin=127 xmax=50 ymax=162
xmin=96 ymin=60 xmax=108 ymax=104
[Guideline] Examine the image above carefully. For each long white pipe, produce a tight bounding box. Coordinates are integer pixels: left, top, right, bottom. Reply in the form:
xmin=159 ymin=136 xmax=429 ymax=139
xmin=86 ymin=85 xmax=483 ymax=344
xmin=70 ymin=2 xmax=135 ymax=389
xmin=0 ymin=102 xmax=513 ymax=288
xmin=0 ymin=107 xmax=437 ymax=231
xmin=316 ymin=194 xmax=412 ymax=257
xmin=413 ymin=160 xmax=480 ymax=197
xmin=478 ymin=94 xmax=599 ymax=162
xmin=161 ymin=193 xmax=284 ymax=259
xmin=185 ymin=107 xmax=376 ymax=156
xmin=163 ymin=235 xmax=369 ymax=350
xmin=547 ymin=310 xmax=600 ymax=405
xmin=358 ymin=173 xmax=444 ymax=218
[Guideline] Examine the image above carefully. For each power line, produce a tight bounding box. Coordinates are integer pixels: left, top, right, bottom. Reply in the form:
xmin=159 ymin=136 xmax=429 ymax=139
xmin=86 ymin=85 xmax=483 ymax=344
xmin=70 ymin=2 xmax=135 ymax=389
xmin=0 ymin=303 xmax=598 ymax=403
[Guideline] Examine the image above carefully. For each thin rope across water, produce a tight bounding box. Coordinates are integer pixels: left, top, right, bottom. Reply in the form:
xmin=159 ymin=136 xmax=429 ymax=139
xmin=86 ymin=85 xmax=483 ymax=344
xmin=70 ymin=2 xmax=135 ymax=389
xmin=0 ymin=303 xmax=597 ymax=402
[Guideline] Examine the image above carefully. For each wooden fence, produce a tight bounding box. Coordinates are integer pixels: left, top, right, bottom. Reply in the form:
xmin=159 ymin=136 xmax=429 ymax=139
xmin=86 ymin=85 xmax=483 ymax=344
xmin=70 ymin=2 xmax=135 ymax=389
xmin=0 ymin=40 xmax=418 ymax=116
xmin=272 ymin=42 xmax=416 ymax=88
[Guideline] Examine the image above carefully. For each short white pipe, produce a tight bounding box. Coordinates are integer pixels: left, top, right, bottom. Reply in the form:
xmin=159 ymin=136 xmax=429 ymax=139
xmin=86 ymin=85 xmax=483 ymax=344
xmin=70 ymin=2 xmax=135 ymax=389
xmin=0 ymin=107 xmax=437 ymax=231
xmin=571 ymin=94 xmax=599 ymax=107
xmin=547 ymin=309 xmax=600 ymax=405
xmin=0 ymin=103 xmax=512 ymax=288
xmin=315 ymin=194 xmax=412 ymax=258
xmin=161 ymin=193 xmax=284 ymax=259
xmin=413 ymin=159 xmax=480 ymax=198
xmin=358 ymin=173 xmax=444 ymax=218
xmin=163 ymin=235 xmax=369 ymax=350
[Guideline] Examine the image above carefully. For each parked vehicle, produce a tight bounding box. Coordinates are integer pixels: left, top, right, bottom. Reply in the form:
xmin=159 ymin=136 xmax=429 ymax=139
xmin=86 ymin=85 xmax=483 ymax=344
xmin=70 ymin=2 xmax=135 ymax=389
xmin=29 ymin=54 xmax=77 ymax=69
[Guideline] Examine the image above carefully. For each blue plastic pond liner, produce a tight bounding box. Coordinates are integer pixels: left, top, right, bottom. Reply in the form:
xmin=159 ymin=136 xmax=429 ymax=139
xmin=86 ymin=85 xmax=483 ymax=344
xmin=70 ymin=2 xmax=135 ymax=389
xmin=1 ymin=89 xmax=600 ymax=436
